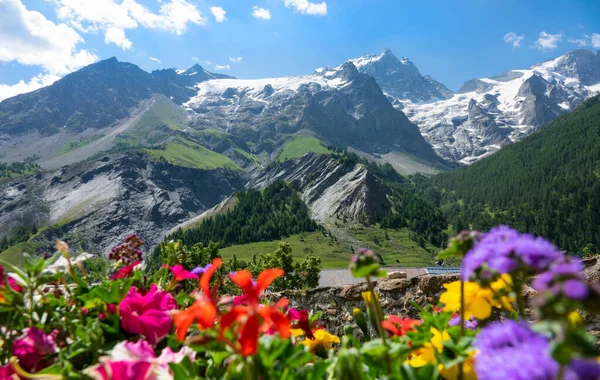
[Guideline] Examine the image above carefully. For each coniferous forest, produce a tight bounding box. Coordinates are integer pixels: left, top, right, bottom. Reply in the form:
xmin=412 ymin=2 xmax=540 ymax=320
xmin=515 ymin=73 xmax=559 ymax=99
xmin=426 ymin=95 xmax=600 ymax=253
xmin=162 ymin=181 xmax=320 ymax=250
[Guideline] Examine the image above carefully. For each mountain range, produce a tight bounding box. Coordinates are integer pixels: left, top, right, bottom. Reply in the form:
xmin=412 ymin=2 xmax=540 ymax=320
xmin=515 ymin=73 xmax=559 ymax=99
xmin=1 ymin=48 xmax=600 ymax=261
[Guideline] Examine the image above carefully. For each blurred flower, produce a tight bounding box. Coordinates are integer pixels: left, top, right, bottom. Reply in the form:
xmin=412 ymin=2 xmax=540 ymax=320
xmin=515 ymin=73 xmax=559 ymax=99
xmin=564 ymin=358 xmax=600 ymax=380
xmin=192 ymin=263 xmax=213 ymax=275
xmin=440 ymin=351 xmax=477 ymax=380
xmin=289 ymin=308 xmax=315 ymax=339
xmin=233 ymin=294 xmax=248 ymax=306
xmin=350 ymin=248 xmax=385 ymax=278
xmin=448 ymin=314 xmax=478 ymax=330
xmin=166 ymin=265 xmax=198 ymax=282
xmin=56 ymin=240 xmax=69 ymax=256
xmin=462 ymin=226 xmax=564 ymax=281
xmin=109 ymin=236 xmax=144 ymax=265
xmin=440 ymin=275 xmax=514 ymax=320
xmin=382 ymin=315 xmax=420 ymax=337
xmin=0 ymin=265 xmax=23 ymax=302
xmin=221 ymin=269 xmax=290 ymax=356
xmin=300 ymin=329 xmax=340 ymax=353
xmin=84 ymin=361 xmax=153 ymax=380
xmin=112 ymin=260 xmax=140 ymax=280
xmin=85 ymin=339 xmax=197 ymax=380
xmin=474 ymin=320 xmax=558 ymax=380
xmin=174 ymin=258 xmax=222 ymax=341
xmin=408 ymin=328 xmax=450 ymax=367
xmin=0 ymin=364 xmax=15 ymax=378
xmin=12 ymin=327 xmax=58 ymax=373
xmin=119 ymin=284 xmax=176 ymax=345
xmin=533 ymin=259 xmax=591 ymax=301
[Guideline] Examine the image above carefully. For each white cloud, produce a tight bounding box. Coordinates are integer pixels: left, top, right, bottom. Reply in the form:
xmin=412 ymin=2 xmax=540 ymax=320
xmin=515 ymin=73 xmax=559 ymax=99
xmin=567 ymin=36 xmax=589 ymax=47
xmin=149 ymin=56 xmax=161 ymax=63
xmin=592 ymin=33 xmax=600 ymax=48
xmin=104 ymin=26 xmax=132 ymax=50
xmin=0 ymin=73 xmax=60 ymax=102
xmin=229 ymin=56 xmax=242 ymax=63
xmin=252 ymin=6 xmax=271 ymax=20
xmin=214 ymin=64 xmax=230 ymax=71
xmin=284 ymin=0 xmax=327 ymax=16
xmin=534 ymin=31 xmax=563 ymax=51
xmin=49 ymin=0 xmax=207 ymax=50
xmin=503 ymin=32 xmax=524 ymax=50
xmin=210 ymin=6 xmax=226 ymax=23
xmin=192 ymin=56 xmax=200 ymax=62
xmin=0 ymin=0 xmax=97 ymax=77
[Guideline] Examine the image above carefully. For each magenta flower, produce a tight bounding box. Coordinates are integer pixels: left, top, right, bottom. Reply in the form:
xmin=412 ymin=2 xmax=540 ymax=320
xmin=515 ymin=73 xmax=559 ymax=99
xmin=86 ymin=361 xmax=153 ymax=380
xmin=84 ymin=339 xmax=196 ymax=380
xmin=0 ymin=364 xmax=15 ymax=378
xmin=166 ymin=265 xmax=199 ymax=281
xmin=12 ymin=326 xmax=58 ymax=373
xmin=119 ymin=284 xmax=177 ymax=345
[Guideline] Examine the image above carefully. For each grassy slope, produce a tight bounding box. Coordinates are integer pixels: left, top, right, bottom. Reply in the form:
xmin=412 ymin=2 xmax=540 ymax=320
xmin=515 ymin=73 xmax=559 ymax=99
xmin=219 ymin=227 xmax=437 ymax=269
xmin=0 ymin=241 xmax=40 ymax=267
xmin=56 ymin=138 xmax=99 ymax=156
xmin=277 ymin=135 xmax=331 ymax=162
xmin=144 ymin=138 xmax=241 ymax=171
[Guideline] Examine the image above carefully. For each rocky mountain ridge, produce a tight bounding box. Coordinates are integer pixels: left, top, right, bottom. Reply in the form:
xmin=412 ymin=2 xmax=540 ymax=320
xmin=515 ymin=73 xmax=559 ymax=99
xmin=350 ymin=48 xmax=600 ymax=163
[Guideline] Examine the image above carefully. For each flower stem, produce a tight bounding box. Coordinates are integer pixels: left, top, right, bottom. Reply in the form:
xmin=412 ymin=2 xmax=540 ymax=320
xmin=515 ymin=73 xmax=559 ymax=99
xmin=459 ymin=279 xmax=465 ymax=380
xmin=366 ymin=275 xmax=392 ymax=374
xmin=514 ymin=275 xmax=526 ymax=319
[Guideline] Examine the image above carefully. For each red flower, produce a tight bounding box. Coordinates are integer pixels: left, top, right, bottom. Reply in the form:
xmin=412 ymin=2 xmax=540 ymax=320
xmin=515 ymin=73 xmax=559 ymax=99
xmin=112 ymin=261 xmax=140 ymax=280
xmin=381 ymin=315 xmax=421 ymax=337
xmin=173 ymin=258 xmax=222 ymax=341
xmin=166 ymin=265 xmax=199 ymax=281
xmin=119 ymin=284 xmax=177 ymax=345
xmin=220 ymin=269 xmax=291 ymax=356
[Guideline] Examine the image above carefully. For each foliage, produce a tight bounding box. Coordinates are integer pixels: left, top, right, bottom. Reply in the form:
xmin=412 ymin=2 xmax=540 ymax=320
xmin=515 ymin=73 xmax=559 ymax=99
xmin=153 ymin=181 xmax=320 ymax=266
xmin=428 ymin=95 xmax=600 ymax=253
xmin=0 ymin=226 xmax=598 ymax=379
xmin=0 ymin=225 xmax=39 ymax=252
xmin=0 ymin=161 xmax=40 ymax=179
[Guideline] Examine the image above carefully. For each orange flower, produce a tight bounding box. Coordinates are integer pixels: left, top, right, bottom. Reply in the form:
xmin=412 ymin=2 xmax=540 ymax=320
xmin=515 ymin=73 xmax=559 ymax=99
xmin=382 ymin=316 xmax=421 ymax=337
xmin=220 ymin=269 xmax=291 ymax=356
xmin=173 ymin=258 xmax=222 ymax=341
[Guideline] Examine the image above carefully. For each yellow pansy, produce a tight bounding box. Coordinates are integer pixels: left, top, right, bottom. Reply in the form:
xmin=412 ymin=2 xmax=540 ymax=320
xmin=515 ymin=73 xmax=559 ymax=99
xmin=407 ymin=328 xmax=450 ymax=368
xmin=291 ymin=328 xmax=305 ymax=338
xmin=440 ymin=351 xmax=477 ymax=380
xmin=300 ymin=329 xmax=340 ymax=353
xmin=440 ymin=274 xmax=515 ymax=320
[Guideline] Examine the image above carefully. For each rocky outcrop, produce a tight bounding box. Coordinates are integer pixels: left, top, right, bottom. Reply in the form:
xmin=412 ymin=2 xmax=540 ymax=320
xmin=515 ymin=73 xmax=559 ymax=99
xmin=250 ymin=153 xmax=391 ymax=224
xmin=0 ymin=152 xmax=245 ymax=255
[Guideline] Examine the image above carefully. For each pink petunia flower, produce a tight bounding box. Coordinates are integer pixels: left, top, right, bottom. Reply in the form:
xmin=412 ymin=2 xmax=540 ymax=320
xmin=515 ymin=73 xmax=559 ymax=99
xmin=85 ymin=361 xmax=153 ymax=380
xmin=119 ymin=285 xmax=177 ymax=345
xmin=84 ymin=339 xmax=196 ymax=380
xmin=166 ymin=265 xmax=198 ymax=282
xmin=12 ymin=326 xmax=58 ymax=373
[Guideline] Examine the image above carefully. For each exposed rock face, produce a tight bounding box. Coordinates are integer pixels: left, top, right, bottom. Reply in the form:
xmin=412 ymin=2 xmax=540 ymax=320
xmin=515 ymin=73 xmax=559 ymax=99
xmin=250 ymin=153 xmax=391 ymax=224
xmin=0 ymin=58 xmax=231 ymax=136
xmin=184 ymin=61 xmax=445 ymax=166
xmin=0 ymin=152 xmax=245 ymax=254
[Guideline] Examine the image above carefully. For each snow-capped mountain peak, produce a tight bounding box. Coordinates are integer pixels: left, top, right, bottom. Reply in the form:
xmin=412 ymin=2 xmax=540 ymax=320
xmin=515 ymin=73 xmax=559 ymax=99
xmin=348 ymin=48 xmax=453 ymax=105
xmin=400 ymin=49 xmax=600 ymax=164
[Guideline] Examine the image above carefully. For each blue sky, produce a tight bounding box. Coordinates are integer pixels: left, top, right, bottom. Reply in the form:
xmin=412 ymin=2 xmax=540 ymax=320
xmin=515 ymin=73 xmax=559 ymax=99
xmin=0 ymin=0 xmax=599 ymax=100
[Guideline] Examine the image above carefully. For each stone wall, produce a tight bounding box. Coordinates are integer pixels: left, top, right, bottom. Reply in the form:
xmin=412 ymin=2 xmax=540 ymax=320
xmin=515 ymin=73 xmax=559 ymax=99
xmin=267 ymin=272 xmax=459 ymax=336
xmin=267 ymin=259 xmax=600 ymax=339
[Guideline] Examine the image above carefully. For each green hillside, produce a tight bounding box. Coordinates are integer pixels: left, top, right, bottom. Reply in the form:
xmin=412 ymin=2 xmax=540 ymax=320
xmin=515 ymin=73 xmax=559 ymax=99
xmin=277 ymin=134 xmax=331 ymax=162
xmin=429 ymin=95 xmax=600 ymax=253
xmin=144 ymin=137 xmax=240 ymax=171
